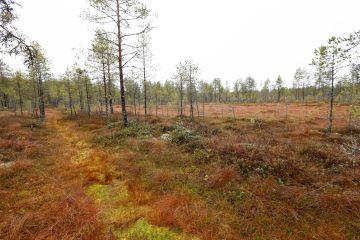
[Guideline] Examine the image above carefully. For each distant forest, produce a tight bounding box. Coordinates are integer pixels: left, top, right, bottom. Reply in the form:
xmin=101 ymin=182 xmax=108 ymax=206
xmin=0 ymin=0 xmax=359 ymax=129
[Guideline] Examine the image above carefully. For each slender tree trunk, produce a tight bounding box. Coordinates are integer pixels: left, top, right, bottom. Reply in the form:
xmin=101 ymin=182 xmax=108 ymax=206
xmin=56 ymin=86 xmax=61 ymax=107
xmin=133 ymin=85 xmax=137 ymax=116
xmin=37 ymin=64 xmax=45 ymax=120
xmin=0 ymin=93 xmax=4 ymax=111
xmin=302 ymin=83 xmax=305 ymax=102
xmin=203 ymin=93 xmax=205 ymax=120
xmin=16 ymin=77 xmax=23 ymax=116
xmin=218 ymin=86 xmax=221 ymax=103
xmin=155 ymin=95 xmax=158 ymax=117
xmin=278 ymin=88 xmax=281 ymax=102
xmin=189 ymin=65 xmax=194 ymax=120
xmin=180 ymin=76 xmax=183 ymax=118
xmin=77 ymin=74 xmax=84 ymax=112
xmin=196 ymin=98 xmax=200 ymax=119
xmin=98 ymin=84 xmax=103 ymax=114
xmin=102 ymin=60 xmax=109 ymax=116
xmin=32 ymin=76 xmax=38 ymax=118
xmin=328 ymin=56 xmax=335 ymax=133
xmin=297 ymin=87 xmax=299 ymax=101
xmin=143 ymin=45 xmax=147 ymax=118
xmin=84 ymin=76 xmax=91 ymax=118
xmin=116 ymin=0 xmax=128 ymax=126
xmin=106 ymin=52 xmax=114 ymax=115
xmin=67 ymin=78 xmax=73 ymax=118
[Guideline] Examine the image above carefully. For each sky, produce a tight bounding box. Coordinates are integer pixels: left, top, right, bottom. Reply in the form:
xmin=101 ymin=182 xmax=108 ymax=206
xmin=2 ymin=0 xmax=360 ymax=88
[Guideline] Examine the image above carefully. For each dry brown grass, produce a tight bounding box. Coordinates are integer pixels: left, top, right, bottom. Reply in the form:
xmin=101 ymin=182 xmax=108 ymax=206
xmin=10 ymin=158 xmax=33 ymax=171
xmin=206 ymin=166 xmax=238 ymax=188
xmin=150 ymin=192 xmax=240 ymax=239
xmin=2 ymin=102 xmax=360 ymax=240
xmin=152 ymin=169 xmax=174 ymax=185
xmin=87 ymin=104 xmax=360 ymax=238
xmin=5 ymin=187 xmax=103 ymax=240
xmin=122 ymin=102 xmax=351 ymax=129
xmin=0 ymin=110 xmax=105 ymax=239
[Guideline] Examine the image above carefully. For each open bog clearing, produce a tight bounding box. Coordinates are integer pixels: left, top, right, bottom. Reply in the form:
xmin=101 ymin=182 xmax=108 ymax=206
xmin=1 ymin=104 xmax=359 ymax=240
xmin=1 ymin=0 xmax=360 ymax=239
xmin=125 ymin=102 xmax=352 ymax=129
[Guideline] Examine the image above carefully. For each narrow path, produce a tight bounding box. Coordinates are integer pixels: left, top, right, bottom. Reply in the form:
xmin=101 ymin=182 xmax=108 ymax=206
xmin=0 ymin=109 xmax=103 ymax=239
xmin=0 ymin=109 xmax=200 ymax=239
xmin=45 ymin=109 xmax=198 ymax=239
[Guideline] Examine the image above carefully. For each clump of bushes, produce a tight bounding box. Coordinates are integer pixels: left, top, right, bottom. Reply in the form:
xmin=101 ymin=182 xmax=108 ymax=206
xmin=298 ymin=143 xmax=347 ymax=168
xmin=97 ymin=121 xmax=153 ymax=146
xmin=121 ymin=121 xmax=153 ymax=139
xmin=170 ymin=122 xmax=200 ymax=144
xmin=169 ymin=122 xmax=204 ymax=151
xmin=160 ymin=122 xmax=203 ymax=150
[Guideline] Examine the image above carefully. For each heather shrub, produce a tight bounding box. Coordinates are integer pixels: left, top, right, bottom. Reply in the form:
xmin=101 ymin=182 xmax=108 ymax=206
xmin=97 ymin=121 xmax=153 ymax=146
xmin=170 ymin=122 xmax=200 ymax=144
xmin=166 ymin=122 xmax=204 ymax=150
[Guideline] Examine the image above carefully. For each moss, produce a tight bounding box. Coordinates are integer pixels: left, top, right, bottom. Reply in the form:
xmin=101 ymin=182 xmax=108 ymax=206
xmin=86 ymin=182 xmax=150 ymax=226
xmin=104 ymin=205 xmax=150 ymax=224
xmin=86 ymin=182 xmax=128 ymax=205
xmin=18 ymin=190 xmax=32 ymax=198
xmin=70 ymin=149 xmax=91 ymax=164
xmin=114 ymin=218 xmax=199 ymax=240
xmin=86 ymin=184 xmax=198 ymax=240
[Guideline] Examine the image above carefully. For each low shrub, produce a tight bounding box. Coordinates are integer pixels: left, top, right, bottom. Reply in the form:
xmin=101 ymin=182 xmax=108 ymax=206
xmin=170 ymin=122 xmax=200 ymax=144
xmin=167 ymin=122 xmax=204 ymax=150
xmin=299 ymin=143 xmax=347 ymax=168
xmin=97 ymin=121 xmax=153 ymax=146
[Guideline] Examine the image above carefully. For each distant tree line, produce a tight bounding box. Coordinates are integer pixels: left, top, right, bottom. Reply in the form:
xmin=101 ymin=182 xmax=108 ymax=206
xmin=0 ymin=0 xmax=359 ymax=127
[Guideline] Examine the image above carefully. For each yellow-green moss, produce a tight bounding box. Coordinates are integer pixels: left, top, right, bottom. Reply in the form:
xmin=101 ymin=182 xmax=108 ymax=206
xmin=70 ymin=149 xmax=91 ymax=164
xmin=86 ymin=182 xmax=148 ymax=224
xmin=103 ymin=205 xmax=150 ymax=224
xmin=86 ymin=182 xmax=128 ymax=205
xmin=18 ymin=190 xmax=32 ymax=198
xmin=114 ymin=218 xmax=199 ymax=240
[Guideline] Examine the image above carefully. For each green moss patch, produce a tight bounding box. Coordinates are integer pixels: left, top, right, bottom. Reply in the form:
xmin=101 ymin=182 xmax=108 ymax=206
xmin=114 ymin=218 xmax=199 ymax=240
xmin=86 ymin=182 xmax=128 ymax=205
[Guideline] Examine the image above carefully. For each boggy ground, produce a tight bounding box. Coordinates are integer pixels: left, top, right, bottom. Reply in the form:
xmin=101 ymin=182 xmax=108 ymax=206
xmin=124 ymin=102 xmax=351 ymax=129
xmin=1 ymin=108 xmax=360 ymax=239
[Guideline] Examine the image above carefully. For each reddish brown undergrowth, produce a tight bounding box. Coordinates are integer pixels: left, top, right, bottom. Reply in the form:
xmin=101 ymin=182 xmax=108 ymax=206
xmin=0 ymin=110 xmax=104 ymax=239
xmin=150 ymin=192 xmax=240 ymax=240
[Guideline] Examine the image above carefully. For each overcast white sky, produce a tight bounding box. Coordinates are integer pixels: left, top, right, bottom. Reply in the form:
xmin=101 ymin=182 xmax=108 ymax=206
xmin=2 ymin=0 xmax=360 ymax=88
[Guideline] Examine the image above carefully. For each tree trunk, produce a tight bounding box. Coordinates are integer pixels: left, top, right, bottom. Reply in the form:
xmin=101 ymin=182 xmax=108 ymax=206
xmin=133 ymin=85 xmax=137 ymax=116
xmin=328 ymin=56 xmax=335 ymax=133
xmin=189 ymin=65 xmax=194 ymax=120
xmin=277 ymin=88 xmax=281 ymax=102
xmin=302 ymin=83 xmax=305 ymax=102
xmin=155 ymin=95 xmax=158 ymax=117
xmin=67 ymin=78 xmax=74 ymax=118
xmin=202 ymin=93 xmax=205 ymax=120
xmin=77 ymin=74 xmax=84 ymax=112
xmin=16 ymin=77 xmax=23 ymax=116
xmin=143 ymin=45 xmax=147 ymax=118
xmin=116 ymin=0 xmax=128 ymax=126
xmin=180 ymin=76 xmax=183 ymax=118
xmin=32 ymin=76 xmax=38 ymax=118
xmin=102 ymin=60 xmax=109 ymax=117
xmin=37 ymin=64 xmax=45 ymax=120
xmin=84 ymin=76 xmax=91 ymax=118
xmin=106 ymin=52 xmax=114 ymax=115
